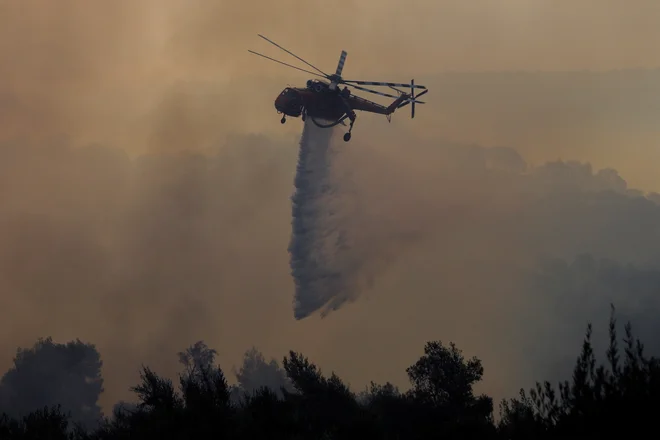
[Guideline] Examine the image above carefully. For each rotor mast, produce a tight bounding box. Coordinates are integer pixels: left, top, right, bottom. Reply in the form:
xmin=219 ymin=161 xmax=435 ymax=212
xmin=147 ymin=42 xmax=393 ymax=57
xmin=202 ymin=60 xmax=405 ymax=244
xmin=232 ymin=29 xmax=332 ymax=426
xmin=328 ymin=50 xmax=347 ymax=91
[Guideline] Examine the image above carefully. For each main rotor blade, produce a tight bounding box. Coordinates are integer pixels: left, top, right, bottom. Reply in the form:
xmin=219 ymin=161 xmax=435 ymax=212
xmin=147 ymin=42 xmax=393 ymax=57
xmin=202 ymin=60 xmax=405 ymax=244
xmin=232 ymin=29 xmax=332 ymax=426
xmin=258 ymin=34 xmax=329 ymax=78
xmin=343 ymin=80 xmax=427 ymax=90
xmin=345 ymin=83 xmax=400 ymax=99
xmin=248 ymin=50 xmax=326 ymax=79
xmin=335 ymin=50 xmax=347 ymax=76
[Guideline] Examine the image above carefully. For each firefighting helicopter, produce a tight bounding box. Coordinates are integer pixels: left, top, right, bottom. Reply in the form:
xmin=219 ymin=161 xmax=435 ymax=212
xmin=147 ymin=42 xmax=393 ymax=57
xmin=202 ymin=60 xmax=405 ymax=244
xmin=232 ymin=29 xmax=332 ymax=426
xmin=248 ymin=34 xmax=428 ymax=142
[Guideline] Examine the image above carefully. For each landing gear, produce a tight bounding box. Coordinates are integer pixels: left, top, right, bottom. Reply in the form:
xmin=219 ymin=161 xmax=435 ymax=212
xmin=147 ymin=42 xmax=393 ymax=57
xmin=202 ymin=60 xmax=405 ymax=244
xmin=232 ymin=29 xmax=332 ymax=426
xmin=301 ymin=108 xmax=306 ymax=121
xmin=280 ymin=116 xmax=286 ymax=124
xmin=343 ymin=111 xmax=356 ymax=142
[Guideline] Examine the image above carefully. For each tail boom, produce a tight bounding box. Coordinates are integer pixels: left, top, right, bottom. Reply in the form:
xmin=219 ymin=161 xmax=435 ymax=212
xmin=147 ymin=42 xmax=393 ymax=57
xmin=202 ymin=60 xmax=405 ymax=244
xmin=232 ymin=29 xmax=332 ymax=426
xmin=385 ymin=94 xmax=410 ymax=114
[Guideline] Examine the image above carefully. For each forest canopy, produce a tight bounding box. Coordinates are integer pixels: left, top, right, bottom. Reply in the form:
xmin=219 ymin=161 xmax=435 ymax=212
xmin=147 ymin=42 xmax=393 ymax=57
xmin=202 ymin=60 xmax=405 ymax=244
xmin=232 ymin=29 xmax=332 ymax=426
xmin=1 ymin=306 xmax=658 ymax=439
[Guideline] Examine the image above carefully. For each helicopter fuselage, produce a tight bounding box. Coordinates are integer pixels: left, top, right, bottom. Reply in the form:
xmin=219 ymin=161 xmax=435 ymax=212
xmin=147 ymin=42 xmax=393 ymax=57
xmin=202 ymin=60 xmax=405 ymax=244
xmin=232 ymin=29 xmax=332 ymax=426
xmin=274 ymin=79 xmax=398 ymax=125
xmin=274 ymin=80 xmax=348 ymax=121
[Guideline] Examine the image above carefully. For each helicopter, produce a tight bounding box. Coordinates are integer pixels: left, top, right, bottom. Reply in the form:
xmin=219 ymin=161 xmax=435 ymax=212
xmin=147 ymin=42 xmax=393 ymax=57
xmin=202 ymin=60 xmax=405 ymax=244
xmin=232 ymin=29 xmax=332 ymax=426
xmin=248 ymin=34 xmax=428 ymax=142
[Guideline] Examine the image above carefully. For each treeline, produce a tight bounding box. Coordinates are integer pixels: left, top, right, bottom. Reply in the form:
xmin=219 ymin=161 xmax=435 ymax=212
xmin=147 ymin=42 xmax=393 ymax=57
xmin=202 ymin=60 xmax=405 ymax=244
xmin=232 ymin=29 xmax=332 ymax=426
xmin=1 ymin=306 xmax=659 ymax=439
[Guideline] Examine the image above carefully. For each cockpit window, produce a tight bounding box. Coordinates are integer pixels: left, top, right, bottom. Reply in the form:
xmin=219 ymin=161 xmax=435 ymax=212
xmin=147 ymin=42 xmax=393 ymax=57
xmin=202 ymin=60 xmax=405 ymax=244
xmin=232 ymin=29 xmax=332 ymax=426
xmin=280 ymin=88 xmax=290 ymax=96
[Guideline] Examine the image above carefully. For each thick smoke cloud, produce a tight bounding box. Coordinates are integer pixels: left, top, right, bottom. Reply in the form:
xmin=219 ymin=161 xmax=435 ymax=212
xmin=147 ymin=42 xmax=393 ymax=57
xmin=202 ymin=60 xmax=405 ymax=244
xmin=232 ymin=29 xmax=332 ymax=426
xmin=4 ymin=132 xmax=660 ymax=412
xmin=413 ymin=69 xmax=660 ymax=191
xmin=3 ymin=0 xmax=660 ymax=416
xmin=520 ymin=254 xmax=660 ymax=384
xmin=232 ymin=346 xmax=292 ymax=399
xmin=0 ymin=138 xmax=299 ymax=411
xmin=295 ymin=134 xmax=660 ymax=393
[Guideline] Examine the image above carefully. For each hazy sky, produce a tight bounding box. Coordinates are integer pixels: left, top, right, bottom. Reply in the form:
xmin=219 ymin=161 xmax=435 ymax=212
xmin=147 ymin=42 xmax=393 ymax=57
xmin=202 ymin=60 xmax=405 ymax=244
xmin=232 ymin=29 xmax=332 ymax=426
xmin=1 ymin=0 xmax=660 ymax=413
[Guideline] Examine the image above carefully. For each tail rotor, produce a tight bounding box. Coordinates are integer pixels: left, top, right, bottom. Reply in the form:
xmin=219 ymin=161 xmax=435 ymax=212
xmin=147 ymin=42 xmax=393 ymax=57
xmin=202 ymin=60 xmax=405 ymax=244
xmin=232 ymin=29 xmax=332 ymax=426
xmin=396 ymin=79 xmax=427 ymax=118
xmin=411 ymin=79 xmax=416 ymax=118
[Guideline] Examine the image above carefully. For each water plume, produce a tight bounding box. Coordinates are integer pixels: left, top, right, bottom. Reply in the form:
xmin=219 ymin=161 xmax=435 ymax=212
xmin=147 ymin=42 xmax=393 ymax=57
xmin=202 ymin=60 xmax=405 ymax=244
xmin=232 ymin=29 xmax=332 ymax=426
xmin=288 ymin=119 xmax=348 ymax=320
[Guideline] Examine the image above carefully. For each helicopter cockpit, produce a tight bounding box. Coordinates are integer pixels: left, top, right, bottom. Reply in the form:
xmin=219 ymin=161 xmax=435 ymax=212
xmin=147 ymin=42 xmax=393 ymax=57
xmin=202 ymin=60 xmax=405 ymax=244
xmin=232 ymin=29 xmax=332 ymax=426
xmin=275 ymin=87 xmax=303 ymax=117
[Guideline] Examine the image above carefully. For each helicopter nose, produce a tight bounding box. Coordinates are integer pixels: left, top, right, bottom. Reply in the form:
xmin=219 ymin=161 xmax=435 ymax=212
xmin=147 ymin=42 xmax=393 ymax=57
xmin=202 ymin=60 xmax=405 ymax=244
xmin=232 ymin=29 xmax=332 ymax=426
xmin=274 ymin=95 xmax=285 ymax=111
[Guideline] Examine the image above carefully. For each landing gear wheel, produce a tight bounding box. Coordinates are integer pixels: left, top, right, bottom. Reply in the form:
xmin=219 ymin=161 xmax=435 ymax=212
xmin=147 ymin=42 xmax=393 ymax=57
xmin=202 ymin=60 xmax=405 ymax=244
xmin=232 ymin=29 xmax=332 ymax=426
xmin=280 ymin=116 xmax=286 ymax=124
xmin=301 ymin=111 xmax=306 ymax=122
xmin=343 ymin=132 xmax=351 ymax=142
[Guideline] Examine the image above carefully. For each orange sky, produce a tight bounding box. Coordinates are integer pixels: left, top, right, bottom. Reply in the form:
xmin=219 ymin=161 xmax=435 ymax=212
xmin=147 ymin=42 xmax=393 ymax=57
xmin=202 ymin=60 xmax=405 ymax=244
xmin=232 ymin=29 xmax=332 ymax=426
xmin=1 ymin=0 xmax=660 ymax=412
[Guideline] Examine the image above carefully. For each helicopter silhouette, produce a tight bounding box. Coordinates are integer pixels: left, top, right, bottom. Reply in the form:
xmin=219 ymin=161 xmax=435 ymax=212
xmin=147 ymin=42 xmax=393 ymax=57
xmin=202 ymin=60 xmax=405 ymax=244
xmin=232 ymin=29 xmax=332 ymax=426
xmin=249 ymin=34 xmax=428 ymax=142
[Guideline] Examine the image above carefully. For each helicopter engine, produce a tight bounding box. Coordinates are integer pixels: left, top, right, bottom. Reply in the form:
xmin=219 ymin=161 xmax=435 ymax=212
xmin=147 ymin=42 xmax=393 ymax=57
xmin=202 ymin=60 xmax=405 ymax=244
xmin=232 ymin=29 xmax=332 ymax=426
xmin=306 ymin=80 xmax=326 ymax=93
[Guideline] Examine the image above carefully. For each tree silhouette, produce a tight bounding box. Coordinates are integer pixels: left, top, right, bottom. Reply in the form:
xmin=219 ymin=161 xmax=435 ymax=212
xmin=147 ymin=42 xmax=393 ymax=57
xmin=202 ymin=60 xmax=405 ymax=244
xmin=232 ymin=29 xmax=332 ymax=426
xmin=407 ymin=341 xmax=486 ymax=407
xmin=0 ymin=405 xmax=76 ymax=440
xmin=2 ymin=307 xmax=660 ymax=439
xmin=117 ymin=340 xmax=234 ymax=439
xmin=235 ymin=387 xmax=296 ymax=439
xmin=177 ymin=341 xmax=217 ymax=381
xmin=404 ymin=340 xmax=494 ymax=438
xmin=0 ymin=337 xmax=103 ymax=431
xmin=281 ymin=350 xmax=368 ymax=439
xmin=498 ymin=304 xmax=660 ymax=438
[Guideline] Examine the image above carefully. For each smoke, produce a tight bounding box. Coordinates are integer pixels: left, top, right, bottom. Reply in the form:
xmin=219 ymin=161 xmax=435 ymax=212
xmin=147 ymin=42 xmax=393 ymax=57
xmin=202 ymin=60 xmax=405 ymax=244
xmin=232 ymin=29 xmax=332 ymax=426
xmin=518 ymin=254 xmax=660 ymax=385
xmin=4 ymin=0 xmax=660 ymax=417
xmin=0 ymin=138 xmax=299 ymax=412
xmin=413 ymin=69 xmax=660 ymax=191
xmin=4 ymin=132 xmax=660 ymax=414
